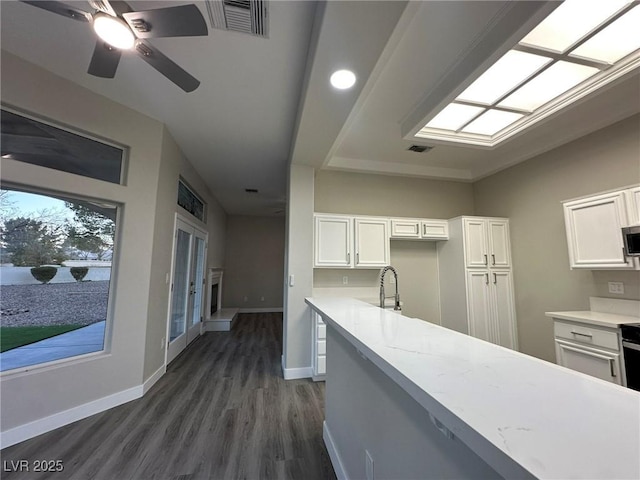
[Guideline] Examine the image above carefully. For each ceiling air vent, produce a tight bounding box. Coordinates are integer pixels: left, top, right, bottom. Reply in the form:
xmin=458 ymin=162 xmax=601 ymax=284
xmin=407 ymin=145 xmax=433 ymax=153
xmin=205 ymin=0 xmax=268 ymax=37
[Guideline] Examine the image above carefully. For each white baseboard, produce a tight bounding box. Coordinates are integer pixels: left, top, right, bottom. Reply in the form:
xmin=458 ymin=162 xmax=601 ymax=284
xmin=0 ymin=385 xmax=143 ymax=449
xmin=323 ymin=421 xmax=349 ymax=480
xmin=281 ymin=355 xmax=313 ymax=379
xmin=143 ymin=365 xmax=165 ymax=395
xmin=238 ymin=307 xmax=283 ymax=313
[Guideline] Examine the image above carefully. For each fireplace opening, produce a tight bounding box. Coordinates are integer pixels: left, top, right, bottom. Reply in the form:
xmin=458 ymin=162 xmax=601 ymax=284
xmin=210 ymin=283 xmax=219 ymax=315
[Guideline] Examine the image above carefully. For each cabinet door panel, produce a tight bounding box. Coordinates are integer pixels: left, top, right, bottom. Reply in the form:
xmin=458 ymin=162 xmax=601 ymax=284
xmin=390 ymin=219 xmax=421 ymax=238
xmin=563 ymin=192 xmax=634 ymax=269
xmin=626 ymin=186 xmax=640 ymax=225
xmin=490 ymin=270 xmax=517 ymax=349
xmin=355 ymin=218 xmax=390 ymax=267
xmin=467 ymin=270 xmax=492 ymax=342
xmin=555 ymin=340 xmax=622 ymax=385
xmin=488 ymin=220 xmax=511 ymax=268
xmin=315 ymin=216 xmax=352 ymax=267
xmin=464 ymin=219 xmax=488 ymax=267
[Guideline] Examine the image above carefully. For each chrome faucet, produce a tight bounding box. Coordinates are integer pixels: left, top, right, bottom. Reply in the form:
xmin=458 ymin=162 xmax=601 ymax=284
xmin=379 ymin=265 xmax=401 ymax=311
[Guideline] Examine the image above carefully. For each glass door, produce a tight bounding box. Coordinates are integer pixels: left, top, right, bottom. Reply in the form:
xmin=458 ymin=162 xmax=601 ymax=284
xmin=167 ymin=217 xmax=207 ymax=364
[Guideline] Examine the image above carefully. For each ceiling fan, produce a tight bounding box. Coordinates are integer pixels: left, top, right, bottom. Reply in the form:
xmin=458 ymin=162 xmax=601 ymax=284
xmin=20 ymin=0 xmax=208 ymax=92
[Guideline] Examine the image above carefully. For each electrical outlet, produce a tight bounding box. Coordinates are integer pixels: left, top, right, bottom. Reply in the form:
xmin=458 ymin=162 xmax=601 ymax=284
xmin=608 ymin=282 xmax=624 ymax=294
xmin=365 ymin=450 xmax=374 ymax=480
xmin=342 ymin=276 xmax=348 ymax=285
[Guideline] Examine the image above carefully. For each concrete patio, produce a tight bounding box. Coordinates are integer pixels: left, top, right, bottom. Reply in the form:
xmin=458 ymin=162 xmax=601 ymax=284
xmin=0 ymin=321 xmax=106 ymax=372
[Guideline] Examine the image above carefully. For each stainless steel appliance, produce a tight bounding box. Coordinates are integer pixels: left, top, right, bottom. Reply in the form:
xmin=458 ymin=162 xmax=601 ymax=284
xmin=622 ymin=226 xmax=640 ymax=256
xmin=621 ymin=323 xmax=640 ymax=391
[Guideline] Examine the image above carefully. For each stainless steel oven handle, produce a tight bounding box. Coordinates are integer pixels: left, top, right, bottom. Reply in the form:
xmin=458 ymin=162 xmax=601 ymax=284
xmin=622 ymin=340 xmax=640 ymax=352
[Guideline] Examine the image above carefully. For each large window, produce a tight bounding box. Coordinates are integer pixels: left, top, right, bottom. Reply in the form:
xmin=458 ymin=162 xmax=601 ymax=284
xmin=0 ymin=188 xmax=118 ymax=372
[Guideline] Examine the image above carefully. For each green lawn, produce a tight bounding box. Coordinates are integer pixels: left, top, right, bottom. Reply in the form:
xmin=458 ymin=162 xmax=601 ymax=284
xmin=0 ymin=325 xmax=83 ymax=352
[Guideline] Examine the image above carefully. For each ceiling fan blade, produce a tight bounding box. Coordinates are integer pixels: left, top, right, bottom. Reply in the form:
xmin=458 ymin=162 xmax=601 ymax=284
xmin=122 ymin=5 xmax=208 ymax=39
xmin=134 ymin=41 xmax=200 ymax=92
xmin=20 ymin=1 xmax=91 ymax=21
xmin=95 ymin=0 xmax=132 ymax=16
xmin=88 ymin=41 xmax=121 ymax=78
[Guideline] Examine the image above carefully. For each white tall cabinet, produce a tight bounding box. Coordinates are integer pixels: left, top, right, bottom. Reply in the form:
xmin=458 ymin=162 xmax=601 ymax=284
xmin=438 ymin=217 xmax=518 ymax=350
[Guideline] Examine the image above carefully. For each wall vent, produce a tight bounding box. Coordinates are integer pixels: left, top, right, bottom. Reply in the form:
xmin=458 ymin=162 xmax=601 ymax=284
xmin=407 ymin=145 xmax=433 ymax=153
xmin=205 ymin=0 xmax=268 ymax=37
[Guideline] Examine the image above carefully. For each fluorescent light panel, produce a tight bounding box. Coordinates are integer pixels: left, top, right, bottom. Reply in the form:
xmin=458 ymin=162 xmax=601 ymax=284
xmin=425 ymin=103 xmax=484 ymax=131
xmin=570 ymin=5 xmax=640 ymax=63
xmin=461 ymin=110 xmax=524 ymax=136
xmin=456 ymin=50 xmax=552 ymax=105
xmin=519 ymin=0 xmax=631 ymax=53
xmin=498 ymin=61 xmax=599 ymax=111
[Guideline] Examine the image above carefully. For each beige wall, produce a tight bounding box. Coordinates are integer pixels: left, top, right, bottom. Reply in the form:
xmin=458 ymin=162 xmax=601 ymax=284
xmin=0 ymin=52 xmax=227 ymax=434
xmin=473 ymin=114 xmax=640 ymax=363
xmin=222 ymin=215 xmax=285 ymax=309
xmin=144 ymin=127 xmax=227 ymax=379
xmin=314 ymin=170 xmax=474 ymax=322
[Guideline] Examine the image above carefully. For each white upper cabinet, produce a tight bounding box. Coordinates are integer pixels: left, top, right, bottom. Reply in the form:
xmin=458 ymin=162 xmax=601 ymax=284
xmin=626 ymin=186 xmax=640 ymax=225
xmin=314 ymin=214 xmax=390 ymax=269
xmin=390 ymin=218 xmax=449 ymax=240
xmin=355 ymin=218 xmax=390 ymax=267
xmin=463 ymin=218 xmax=510 ymax=268
xmin=314 ymin=215 xmax=353 ymax=268
xmin=563 ymin=188 xmax=638 ymax=270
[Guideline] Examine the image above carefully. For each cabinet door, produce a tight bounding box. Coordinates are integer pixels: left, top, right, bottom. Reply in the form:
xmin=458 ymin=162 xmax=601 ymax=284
xmin=355 ymin=218 xmax=390 ymax=268
xmin=489 ymin=270 xmax=517 ymax=349
xmin=487 ymin=220 xmax=511 ymax=268
xmin=314 ymin=215 xmax=352 ymax=267
xmin=626 ymin=186 xmax=640 ymax=225
xmin=421 ymin=220 xmax=449 ymax=240
xmin=466 ymin=270 xmax=492 ymax=342
xmin=390 ymin=219 xmax=421 ymax=238
xmin=555 ymin=340 xmax=622 ymax=385
xmin=463 ymin=218 xmax=489 ymax=268
xmin=563 ymin=191 xmax=635 ymax=269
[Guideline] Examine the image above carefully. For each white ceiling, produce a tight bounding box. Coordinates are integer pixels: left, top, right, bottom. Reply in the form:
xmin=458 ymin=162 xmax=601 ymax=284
xmin=2 ymin=1 xmax=639 ymax=215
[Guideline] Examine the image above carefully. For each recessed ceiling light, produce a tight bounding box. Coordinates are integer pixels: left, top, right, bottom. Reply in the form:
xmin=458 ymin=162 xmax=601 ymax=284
xmin=93 ymin=13 xmax=135 ymax=50
xmin=330 ymin=70 xmax=356 ymax=90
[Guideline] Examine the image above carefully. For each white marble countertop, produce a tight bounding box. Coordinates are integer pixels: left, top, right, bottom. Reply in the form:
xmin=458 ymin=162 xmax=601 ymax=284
xmin=545 ymin=310 xmax=639 ymax=327
xmin=306 ymin=296 xmax=640 ymax=480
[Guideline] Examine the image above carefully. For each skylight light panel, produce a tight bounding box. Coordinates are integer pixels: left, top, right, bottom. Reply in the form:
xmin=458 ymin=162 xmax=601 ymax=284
xmin=519 ymin=0 xmax=630 ymax=53
xmin=460 ymin=110 xmax=524 ymax=136
xmin=498 ymin=61 xmax=599 ymax=112
xmin=425 ymin=103 xmax=484 ymax=131
xmin=570 ymin=5 xmax=640 ymax=64
xmin=456 ymin=50 xmax=552 ymax=105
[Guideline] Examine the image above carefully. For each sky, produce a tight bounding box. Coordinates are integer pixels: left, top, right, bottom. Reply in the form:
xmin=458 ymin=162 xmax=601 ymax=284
xmin=1 ymin=189 xmax=73 ymax=221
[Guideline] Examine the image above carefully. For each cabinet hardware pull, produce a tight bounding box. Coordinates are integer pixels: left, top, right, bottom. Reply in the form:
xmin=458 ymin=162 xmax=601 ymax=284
xmin=571 ymin=331 xmax=593 ymax=338
xmin=484 ymin=254 xmax=488 ymax=265
xmin=485 ymin=273 xmax=489 ymax=285
xmin=356 ymin=252 xmax=359 ymax=264
xmin=609 ymin=358 xmax=616 ymax=378
xmin=493 ymin=273 xmax=497 ymax=284
xmin=491 ymin=254 xmax=496 ymax=265
xmin=423 ymin=224 xmax=426 ymax=236
xmin=347 ymin=253 xmax=350 ymax=264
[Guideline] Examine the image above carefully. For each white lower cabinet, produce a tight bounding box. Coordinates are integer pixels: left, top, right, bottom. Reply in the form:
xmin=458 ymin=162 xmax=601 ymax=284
xmin=312 ymin=312 xmax=326 ymax=380
xmin=552 ymin=319 xmax=623 ymax=385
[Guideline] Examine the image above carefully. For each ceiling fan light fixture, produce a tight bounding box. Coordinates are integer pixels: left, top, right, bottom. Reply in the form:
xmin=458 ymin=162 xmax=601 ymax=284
xmin=93 ymin=13 xmax=135 ymax=50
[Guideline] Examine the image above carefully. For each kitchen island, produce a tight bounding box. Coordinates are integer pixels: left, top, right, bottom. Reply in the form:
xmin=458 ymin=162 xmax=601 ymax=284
xmin=305 ymin=297 xmax=640 ymax=480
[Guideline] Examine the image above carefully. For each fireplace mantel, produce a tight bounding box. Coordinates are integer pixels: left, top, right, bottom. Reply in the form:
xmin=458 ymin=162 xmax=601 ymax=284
xmin=205 ymin=268 xmax=237 ymax=331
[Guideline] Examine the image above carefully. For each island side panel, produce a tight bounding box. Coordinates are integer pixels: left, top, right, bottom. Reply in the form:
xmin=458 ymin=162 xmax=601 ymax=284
xmin=324 ymin=326 xmax=506 ymax=480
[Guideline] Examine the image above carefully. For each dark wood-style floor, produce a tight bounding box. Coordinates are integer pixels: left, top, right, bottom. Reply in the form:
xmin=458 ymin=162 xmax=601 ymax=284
xmin=1 ymin=313 xmax=336 ymax=480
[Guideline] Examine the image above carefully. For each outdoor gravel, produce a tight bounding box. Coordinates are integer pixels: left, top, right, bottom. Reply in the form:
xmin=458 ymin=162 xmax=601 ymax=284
xmin=0 ymin=281 xmax=109 ymax=327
